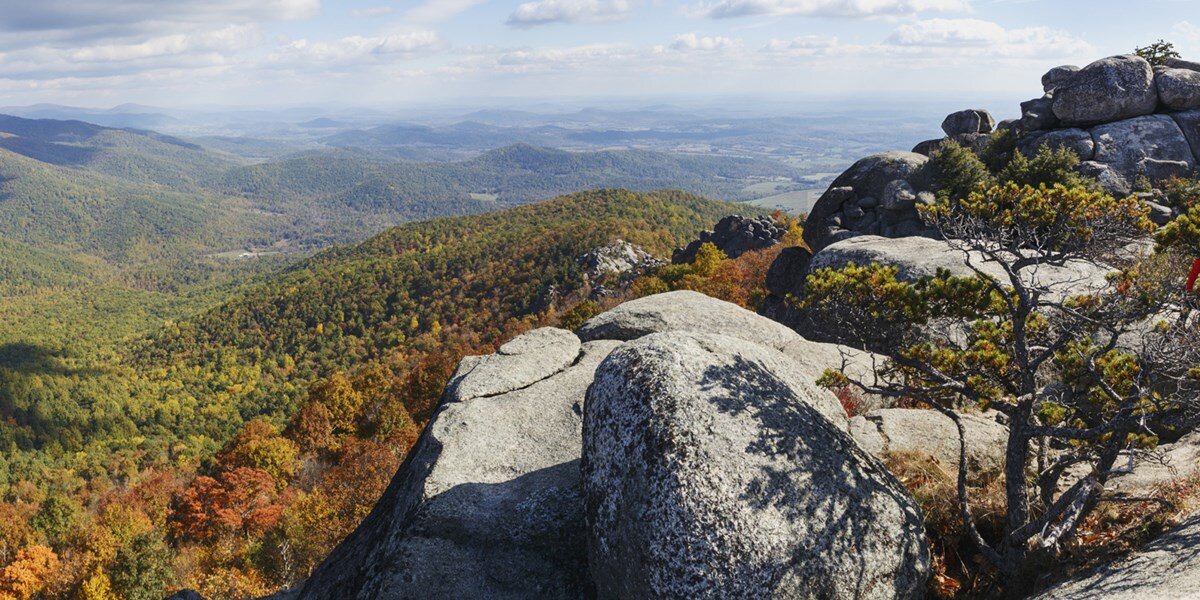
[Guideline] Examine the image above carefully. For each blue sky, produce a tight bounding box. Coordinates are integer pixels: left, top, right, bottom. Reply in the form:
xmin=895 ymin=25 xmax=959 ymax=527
xmin=0 ymin=0 xmax=1196 ymax=108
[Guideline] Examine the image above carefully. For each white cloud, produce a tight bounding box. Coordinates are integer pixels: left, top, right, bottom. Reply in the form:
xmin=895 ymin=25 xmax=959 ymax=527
xmin=886 ymin=18 xmax=1092 ymax=57
xmin=507 ymin=0 xmax=634 ymax=27
xmin=669 ymin=33 xmax=741 ymax=51
xmin=68 ymin=25 xmax=261 ymax=62
xmin=695 ymin=0 xmax=968 ymax=19
xmin=351 ymin=6 xmax=394 ymax=18
xmin=406 ymin=0 xmax=488 ymax=24
xmin=1175 ymin=21 xmax=1200 ymax=42
xmin=0 ymin=0 xmax=318 ymax=36
xmin=760 ymin=35 xmax=839 ymax=55
xmin=268 ymin=30 xmax=445 ymax=67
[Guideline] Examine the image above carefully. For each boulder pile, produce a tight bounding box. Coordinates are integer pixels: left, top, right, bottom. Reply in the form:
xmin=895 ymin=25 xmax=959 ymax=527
xmin=761 ymin=53 xmax=1193 ymax=327
xmin=672 ymin=214 xmax=787 ymax=264
xmin=917 ymin=54 xmax=1200 ymax=197
xmin=294 ymin=291 xmax=933 ymax=599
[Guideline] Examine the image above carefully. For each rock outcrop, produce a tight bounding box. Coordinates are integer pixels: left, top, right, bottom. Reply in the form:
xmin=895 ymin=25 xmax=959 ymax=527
xmin=582 ymin=331 xmax=928 ymax=599
xmin=1034 ymin=511 xmax=1200 ymax=599
xmin=672 ymin=214 xmax=787 ymax=264
xmin=577 ymin=239 xmax=664 ymax=300
xmin=576 ymin=289 xmax=799 ymax=351
xmin=942 ymin=109 xmax=996 ymax=136
xmin=802 ymin=151 xmax=933 ymax=255
xmin=849 ymin=409 xmax=1008 ymax=480
xmin=298 ymin=330 xmax=614 ymax=599
xmin=1051 ymin=55 xmax=1158 ymax=125
xmin=298 ymin=292 xmax=911 ymax=598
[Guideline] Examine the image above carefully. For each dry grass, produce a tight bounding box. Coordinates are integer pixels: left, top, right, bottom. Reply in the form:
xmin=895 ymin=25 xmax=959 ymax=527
xmin=882 ymin=450 xmax=1007 ymax=598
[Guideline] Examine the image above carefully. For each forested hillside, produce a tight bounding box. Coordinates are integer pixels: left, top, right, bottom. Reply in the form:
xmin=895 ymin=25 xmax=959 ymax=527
xmin=0 ymin=115 xmax=236 ymax=188
xmin=0 ymin=190 xmax=745 ymax=598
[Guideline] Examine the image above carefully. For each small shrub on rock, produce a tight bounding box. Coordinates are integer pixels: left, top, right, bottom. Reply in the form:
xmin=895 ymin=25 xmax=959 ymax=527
xmin=928 ymin=140 xmax=994 ymax=201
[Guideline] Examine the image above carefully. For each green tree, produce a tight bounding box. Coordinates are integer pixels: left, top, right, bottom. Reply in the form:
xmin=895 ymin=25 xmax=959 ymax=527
xmin=691 ymin=242 xmax=726 ymax=277
xmin=927 ymin=140 xmax=993 ymax=201
xmin=109 ymin=533 xmax=176 ymax=600
xmin=1135 ymin=40 xmax=1180 ymax=66
xmin=801 ymin=182 xmax=1193 ymax=590
xmin=30 ymin=494 xmax=79 ymax=542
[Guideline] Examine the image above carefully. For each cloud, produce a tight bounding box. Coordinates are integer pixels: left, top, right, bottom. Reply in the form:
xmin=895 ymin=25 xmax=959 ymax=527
xmin=268 ymin=30 xmax=445 ymax=67
xmin=1175 ymin=21 xmax=1200 ymax=42
xmin=669 ymin=33 xmax=741 ymax=51
xmin=406 ymin=0 xmax=488 ymax=24
xmin=885 ymin=18 xmax=1092 ymax=57
xmin=760 ymin=35 xmax=839 ymax=55
xmin=351 ymin=6 xmax=394 ymax=18
xmin=695 ymin=0 xmax=968 ymax=19
xmin=507 ymin=0 xmax=634 ymax=27
xmin=68 ymin=24 xmax=261 ymax=63
xmin=0 ymin=0 xmax=318 ymax=34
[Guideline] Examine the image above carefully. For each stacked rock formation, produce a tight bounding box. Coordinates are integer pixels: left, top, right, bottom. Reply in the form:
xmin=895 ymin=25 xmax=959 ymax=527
xmin=672 ymin=214 xmax=787 ymax=264
xmin=762 ymin=53 xmax=1195 ymax=327
xmin=295 ymin=291 xmax=932 ymax=599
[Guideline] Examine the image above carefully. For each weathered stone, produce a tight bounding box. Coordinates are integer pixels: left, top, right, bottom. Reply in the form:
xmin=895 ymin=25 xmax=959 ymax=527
xmin=298 ymin=339 xmax=622 ymax=599
xmin=912 ymin=138 xmax=944 ymax=156
xmin=764 ymin=245 xmax=811 ymax=299
xmin=1021 ymin=96 xmax=1059 ymax=132
xmin=1042 ymin=64 xmax=1080 ymax=92
xmin=1079 ymin=160 xmax=1133 ymax=196
xmin=1171 ymin=109 xmax=1200 ymax=163
xmin=849 ymin=409 xmax=1008 ymax=481
xmin=1018 ymin=128 xmax=1095 ymax=160
xmin=443 ymin=327 xmax=581 ymax=403
xmin=1165 ymin=57 xmax=1200 ymax=72
xmin=952 ymin=132 xmax=992 ymax=155
xmin=942 ymin=109 xmax=995 ymax=136
xmin=1091 ymin=115 xmax=1195 ymax=185
xmin=1034 ymin=510 xmax=1200 ymax=599
xmin=1053 ymin=55 xmax=1158 ymax=125
xmin=1146 ymin=201 xmax=1174 ymax=226
xmin=577 ymin=290 xmax=798 ymax=351
xmin=580 ymin=240 xmax=663 ymax=283
xmin=166 ymin=591 xmax=205 ymax=600
xmin=802 ymin=152 xmax=929 ymax=253
xmin=1156 ymin=67 xmax=1200 ymax=110
xmin=881 ymin=179 xmax=917 ymax=210
xmin=673 ymin=215 xmax=787 ymax=264
xmin=582 ymin=332 xmax=928 ymax=599
xmin=810 ymin=235 xmax=1113 ymax=300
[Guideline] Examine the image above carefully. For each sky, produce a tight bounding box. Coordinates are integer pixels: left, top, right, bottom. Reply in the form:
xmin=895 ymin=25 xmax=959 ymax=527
xmin=0 ymin=0 xmax=1198 ymax=109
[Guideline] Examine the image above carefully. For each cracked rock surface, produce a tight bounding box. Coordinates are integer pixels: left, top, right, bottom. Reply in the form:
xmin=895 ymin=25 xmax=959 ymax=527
xmin=298 ymin=293 xmax=918 ymax=599
xmin=583 ymin=331 xmax=926 ymax=599
xmin=849 ymin=408 xmax=1008 ymax=481
xmin=297 ymin=333 xmax=618 ymax=599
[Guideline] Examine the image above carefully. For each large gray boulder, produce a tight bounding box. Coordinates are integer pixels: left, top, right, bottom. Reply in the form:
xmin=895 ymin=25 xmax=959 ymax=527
xmin=1091 ymin=114 xmax=1195 ymax=186
xmin=1034 ymin=511 xmax=1200 ymax=599
xmin=1018 ymin=127 xmax=1095 ymax=160
xmin=1156 ymin=67 xmax=1200 ymax=110
xmin=942 ymin=109 xmax=995 ymax=136
xmin=298 ymin=331 xmax=619 ymax=600
xmin=1042 ymin=65 xmax=1080 ymax=92
xmin=1165 ymin=57 xmax=1200 ymax=72
xmin=849 ymin=409 xmax=1008 ymax=481
xmin=576 ymin=289 xmax=799 ymax=351
xmin=673 ymin=214 xmax=787 ymax=264
xmin=802 ymin=152 xmax=930 ymax=253
xmin=809 ymin=235 xmax=1113 ymax=301
xmin=582 ymin=331 xmax=928 ymax=599
xmin=1052 ymin=55 xmax=1158 ymax=126
xmin=1022 ymin=96 xmax=1060 ymax=132
xmin=809 ymin=235 xmax=1003 ymax=282
xmin=1172 ymin=109 xmax=1200 ymax=163
xmin=443 ymin=327 xmax=581 ymax=402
